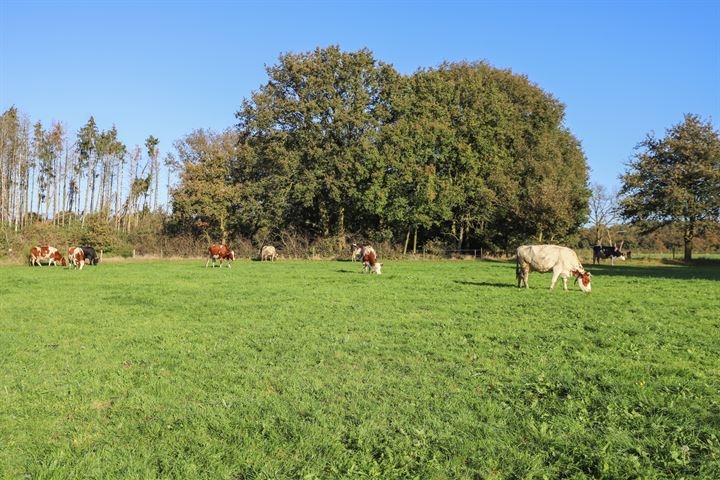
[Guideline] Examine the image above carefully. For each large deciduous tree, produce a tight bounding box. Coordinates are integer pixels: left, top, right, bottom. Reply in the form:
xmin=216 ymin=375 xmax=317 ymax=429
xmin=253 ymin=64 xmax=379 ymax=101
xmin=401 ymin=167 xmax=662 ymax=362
xmin=171 ymin=129 xmax=239 ymax=244
xmin=620 ymin=114 xmax=720 ymax=260
xmin=235 ymin=46 xmax=398 ymax=246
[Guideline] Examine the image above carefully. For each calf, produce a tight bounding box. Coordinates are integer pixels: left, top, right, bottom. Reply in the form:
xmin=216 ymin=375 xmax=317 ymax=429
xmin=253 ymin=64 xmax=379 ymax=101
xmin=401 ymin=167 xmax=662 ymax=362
xmin=362 ymin=250 xmax=383 ymax=275
xmin=261 ymin=245 xmax=278 ymax=261
xmin=68 ymin=247 xmax=86 ymax=270
xmin=206 ymin=244 xmax=235 ymax=268
xmin=516 ymin=244 xmax=591 ymax=292
xmin=592 ymin=245 xmax=626 ymax=265
xmin=29 ymin=246 xmax=67 ymax=267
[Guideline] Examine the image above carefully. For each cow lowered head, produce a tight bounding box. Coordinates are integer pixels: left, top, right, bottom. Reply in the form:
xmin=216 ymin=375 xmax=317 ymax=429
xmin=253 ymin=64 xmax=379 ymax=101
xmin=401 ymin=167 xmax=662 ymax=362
xmin=572 ymin=270 xmax=592 ymax=293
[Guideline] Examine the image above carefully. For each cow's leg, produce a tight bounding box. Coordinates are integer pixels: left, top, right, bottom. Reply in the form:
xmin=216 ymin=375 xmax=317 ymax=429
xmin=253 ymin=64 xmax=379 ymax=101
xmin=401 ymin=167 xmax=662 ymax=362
xmin=611 ymin=256 xmax=614 ymax=266
xmin=550 ymin=269 xmax=561 ymax=290
xmin=205 ymin=257 xmax=211 ymax=268
xmin=562 ymin=276 xmax=569 ymax=291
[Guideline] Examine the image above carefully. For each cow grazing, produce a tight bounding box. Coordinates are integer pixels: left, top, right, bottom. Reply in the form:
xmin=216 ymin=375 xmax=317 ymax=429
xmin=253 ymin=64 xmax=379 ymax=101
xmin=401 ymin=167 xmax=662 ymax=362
xmin=362 ymin=250 xmax=383 ymax=275
xmin=592 ymin=245 xmax=626 ymax=265
xmin=352 ymin=243 xmax=375 ymax=262
xmin=80 ymin=246 xmax=100 ymax=265
xmin=29 ymin=246 xmax=67 ymax=267
xmin=68 ymin=247 xmax=85 ymax=270
xmin=206 ymin=244 xmax=235 ymax=268
xmin=261 ymin=245 xmax=278 ymax=262
xmin=516 ymin=245 xmax=592 ymax=292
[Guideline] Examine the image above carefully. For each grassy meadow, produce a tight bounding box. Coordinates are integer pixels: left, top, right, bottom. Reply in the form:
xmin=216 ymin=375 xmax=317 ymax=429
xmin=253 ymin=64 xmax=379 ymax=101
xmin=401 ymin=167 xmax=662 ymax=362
xmin=1 ymin=259 xmax=719 ymax=479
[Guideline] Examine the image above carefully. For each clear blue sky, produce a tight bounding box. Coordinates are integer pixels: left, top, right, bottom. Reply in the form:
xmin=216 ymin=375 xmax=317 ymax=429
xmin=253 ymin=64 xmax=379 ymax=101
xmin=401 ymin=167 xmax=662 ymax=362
xmin=1 ymin=0 xmax=718 ymax=192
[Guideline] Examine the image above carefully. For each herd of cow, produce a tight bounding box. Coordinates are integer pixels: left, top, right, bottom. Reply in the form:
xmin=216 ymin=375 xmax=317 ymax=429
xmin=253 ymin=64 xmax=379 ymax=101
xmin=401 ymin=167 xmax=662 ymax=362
xmin=29 ymin=240 xmax=629 ymax=293
xmin=29 ymin=245 xmax=99 ymax=269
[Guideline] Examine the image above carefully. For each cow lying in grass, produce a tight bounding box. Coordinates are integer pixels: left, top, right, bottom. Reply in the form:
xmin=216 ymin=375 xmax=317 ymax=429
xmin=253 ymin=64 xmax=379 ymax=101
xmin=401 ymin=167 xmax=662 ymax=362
xmin=516 ymin=244 xmax=591 ymax=292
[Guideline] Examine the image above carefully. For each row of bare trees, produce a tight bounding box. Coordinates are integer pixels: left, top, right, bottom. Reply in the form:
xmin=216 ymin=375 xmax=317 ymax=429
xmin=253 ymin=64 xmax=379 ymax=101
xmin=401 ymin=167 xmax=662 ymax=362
xmin=0 ymin=107 xmax=177 ymax=231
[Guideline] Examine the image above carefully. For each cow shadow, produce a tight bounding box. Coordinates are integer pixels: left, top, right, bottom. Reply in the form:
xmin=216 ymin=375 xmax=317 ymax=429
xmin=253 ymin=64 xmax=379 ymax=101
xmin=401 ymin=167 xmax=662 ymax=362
xmin=336 ymin=269 xmax=361 ymax=274
xmin=454 ymin=280 xmax=515 ymax=288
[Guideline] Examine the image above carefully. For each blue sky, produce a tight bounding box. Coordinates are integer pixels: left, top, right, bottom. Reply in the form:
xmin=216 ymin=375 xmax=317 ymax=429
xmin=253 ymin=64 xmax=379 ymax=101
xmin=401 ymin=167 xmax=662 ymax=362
xmin=1 ymin=0 xmax=718 ymax=193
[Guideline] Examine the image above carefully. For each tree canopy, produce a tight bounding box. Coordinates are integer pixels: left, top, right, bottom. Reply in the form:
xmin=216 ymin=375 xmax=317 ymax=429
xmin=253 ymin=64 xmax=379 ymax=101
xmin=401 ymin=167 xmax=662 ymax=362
xmin=171 ymin=47 xmax=590 ymax=250
xmin=620 ymin=114 xmax=720 ymax=260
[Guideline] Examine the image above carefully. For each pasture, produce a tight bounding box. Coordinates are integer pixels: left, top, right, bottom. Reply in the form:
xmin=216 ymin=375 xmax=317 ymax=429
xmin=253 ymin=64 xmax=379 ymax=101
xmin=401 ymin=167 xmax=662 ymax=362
xmin=1 ymin=260 xmax=718 ymax=479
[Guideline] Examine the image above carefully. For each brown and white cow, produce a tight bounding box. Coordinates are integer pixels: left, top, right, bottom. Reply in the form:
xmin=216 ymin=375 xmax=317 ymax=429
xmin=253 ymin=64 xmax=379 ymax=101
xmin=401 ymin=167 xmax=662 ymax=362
xmin=362 ymin=250 xmax=383 ymax=275
xmin=29 ymin=246 xmax=67 ymax=267
xmin=206 ymin=244 xmax=235 ymax=268
xmin=261 ymin=245 xmax=277 ymax=262
xmin=352 ymin=243 xmax=375 ymax=263
xmin=67 ymin=247 xmax=85 ymax=270
xmin=516 ymin=245 xmax=591 ymax=292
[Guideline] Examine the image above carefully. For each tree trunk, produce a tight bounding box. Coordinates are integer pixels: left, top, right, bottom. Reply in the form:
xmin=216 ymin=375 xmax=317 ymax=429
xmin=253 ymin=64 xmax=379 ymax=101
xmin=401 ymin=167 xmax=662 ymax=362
xmin=457 ymin=224 xmax=464 ymax=250
xmin=337 ymin=207 xmax=345 ymax=249
xmin=403 ymin=229 xmax=410 ymax=255
xmin=413 ymin=226 xmax=418 ymax=254
xmin=684 ymin=222 xmax=694 ymax=261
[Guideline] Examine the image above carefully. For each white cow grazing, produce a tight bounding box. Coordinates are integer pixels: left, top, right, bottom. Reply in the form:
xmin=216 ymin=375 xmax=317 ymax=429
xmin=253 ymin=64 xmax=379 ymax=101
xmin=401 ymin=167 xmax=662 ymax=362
xmin=516 ymin=245 xmax=592 ymax=292
xmin=261 ymin=245 xmax=278 ymax=262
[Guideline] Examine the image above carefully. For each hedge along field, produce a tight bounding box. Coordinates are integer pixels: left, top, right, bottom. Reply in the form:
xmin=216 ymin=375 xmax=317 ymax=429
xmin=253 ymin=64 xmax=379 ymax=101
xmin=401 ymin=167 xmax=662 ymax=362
xmin=0 ymin=260 xmax=718 ymax=479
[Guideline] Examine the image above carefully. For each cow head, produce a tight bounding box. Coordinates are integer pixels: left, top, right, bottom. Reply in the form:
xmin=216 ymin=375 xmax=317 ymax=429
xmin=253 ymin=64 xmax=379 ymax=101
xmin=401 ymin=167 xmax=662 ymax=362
xmin=572 ymin=270 xmax=592 ymax=293
xmin=372 ymin=262 xmax=383 ymax=275
xmin=52 ymin=251 xmax=66 ymax=266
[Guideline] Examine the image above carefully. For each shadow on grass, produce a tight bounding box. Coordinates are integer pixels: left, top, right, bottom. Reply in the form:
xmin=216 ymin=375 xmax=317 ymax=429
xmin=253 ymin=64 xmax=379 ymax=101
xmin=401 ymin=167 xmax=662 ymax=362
xmin=585 ymin=262 xmax=720 ymax=281
xmin=336 ymin=269 xmax=361 ymax=274
xmin=454 ymin=280 xmax=515 ymax=288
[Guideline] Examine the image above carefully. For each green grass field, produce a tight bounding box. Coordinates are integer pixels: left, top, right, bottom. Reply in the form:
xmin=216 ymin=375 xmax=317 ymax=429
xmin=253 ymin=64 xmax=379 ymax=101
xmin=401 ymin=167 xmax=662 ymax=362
xmin=1 ymin=260 xmax=718 ymax=479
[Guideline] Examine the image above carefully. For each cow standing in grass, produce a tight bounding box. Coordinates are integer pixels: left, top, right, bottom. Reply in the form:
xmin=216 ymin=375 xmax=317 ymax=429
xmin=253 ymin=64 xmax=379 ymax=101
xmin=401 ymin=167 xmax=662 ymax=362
xmin=29 ymin=246 xmax=67 ymax=267
xmin=81 ymin=246 xmax=100 ymax=265
xmin=261 ymin=245 xmax=278 ymax=261
xmin=352 ymin=243 xmax=375 ymax=262
xmin=516 ymin=245 xmax=592 ymax=292
xmin=68 ymin=247 xmax=86 ymax=270
xmin=592 ymin=244 xmax=626 ymax=265
xmin=362 ymin=250 xmax=383 ymax=275
xmin=206 ymin=244 xmax=235 ymax=268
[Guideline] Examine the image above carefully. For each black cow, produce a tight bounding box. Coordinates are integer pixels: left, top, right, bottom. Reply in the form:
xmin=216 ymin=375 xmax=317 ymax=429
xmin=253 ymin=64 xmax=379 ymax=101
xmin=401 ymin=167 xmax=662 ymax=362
xmin=592 ymin=245 xmax=625 ymax=265
xmin=81 ymin=246 xmax=100 ymax=265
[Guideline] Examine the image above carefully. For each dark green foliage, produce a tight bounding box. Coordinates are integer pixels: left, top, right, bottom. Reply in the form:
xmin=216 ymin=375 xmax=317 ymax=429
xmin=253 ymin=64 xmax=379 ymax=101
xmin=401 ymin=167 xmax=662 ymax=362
xmin=174 ymin=47 xmax=592 ymax=250
xmin=620 ymin=114 xmax=720 ymax=260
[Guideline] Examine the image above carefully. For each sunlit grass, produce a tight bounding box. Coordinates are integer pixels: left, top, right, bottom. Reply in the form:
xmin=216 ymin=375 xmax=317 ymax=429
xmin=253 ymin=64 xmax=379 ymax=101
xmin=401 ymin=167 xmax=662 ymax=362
xmin=1 ymin=260 xmax=718 ymax=478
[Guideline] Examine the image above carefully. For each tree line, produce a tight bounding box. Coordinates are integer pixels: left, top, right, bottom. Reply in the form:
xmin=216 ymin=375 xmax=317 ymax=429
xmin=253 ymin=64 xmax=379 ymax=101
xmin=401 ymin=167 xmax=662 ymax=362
xmin=3 ymin=46 xmax=717 ymax=259
xmin=170 ymin=46 xmax=590 ymax=252
xmin=0 ymin=108 xmax=174 ymax=232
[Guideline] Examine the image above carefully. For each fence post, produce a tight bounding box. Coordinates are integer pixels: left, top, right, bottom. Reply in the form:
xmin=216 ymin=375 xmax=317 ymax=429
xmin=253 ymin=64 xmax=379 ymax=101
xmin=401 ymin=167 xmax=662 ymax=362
xmin=473 ymin=249 xmax=477 ymax=258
